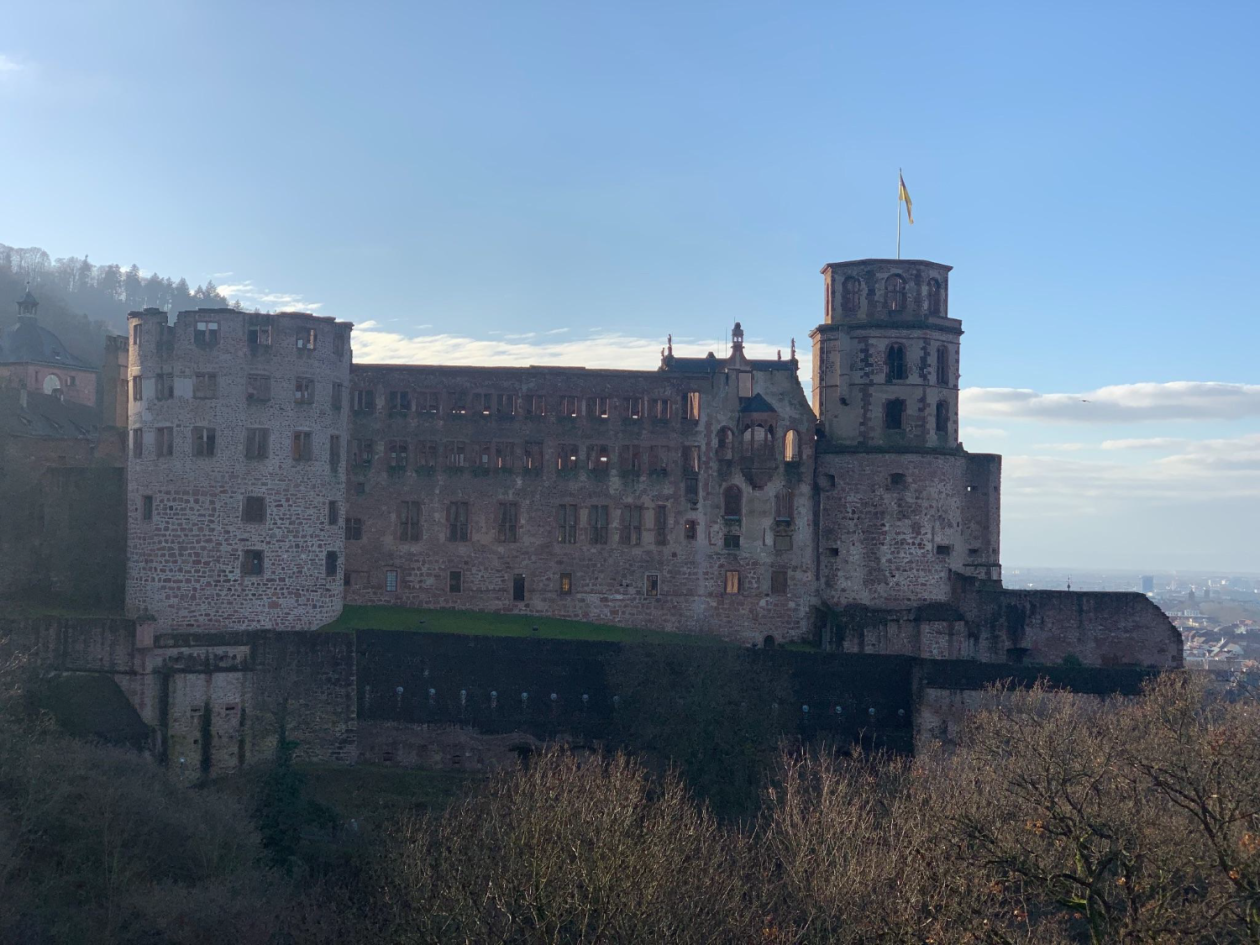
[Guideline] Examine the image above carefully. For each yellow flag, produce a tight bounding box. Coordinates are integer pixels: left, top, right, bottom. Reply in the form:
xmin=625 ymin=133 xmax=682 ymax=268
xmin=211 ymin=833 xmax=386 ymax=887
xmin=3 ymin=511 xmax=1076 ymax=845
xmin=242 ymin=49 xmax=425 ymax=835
xmin=899 ymin=172 xmax=914 ymax=225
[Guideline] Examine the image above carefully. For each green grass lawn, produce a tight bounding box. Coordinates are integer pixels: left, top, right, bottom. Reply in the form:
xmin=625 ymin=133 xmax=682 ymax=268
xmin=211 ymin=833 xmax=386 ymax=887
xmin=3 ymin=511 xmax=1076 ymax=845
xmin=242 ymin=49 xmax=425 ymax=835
xmin=320 ymin=604 xmax=729 ymax=646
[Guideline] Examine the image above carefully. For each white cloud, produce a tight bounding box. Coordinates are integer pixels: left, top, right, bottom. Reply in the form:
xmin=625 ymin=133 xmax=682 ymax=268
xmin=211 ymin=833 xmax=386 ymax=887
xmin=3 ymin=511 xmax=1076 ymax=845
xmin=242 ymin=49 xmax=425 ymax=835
xmin=219 ymin=279 xmax=322 ymax=313
xmin=0 ymin=54 xmax=23 ymax=74
xmin=960 ymin=426 xmax=1008 ymax=438
xmin=962 ymin=382 xmax=1260 ymax=423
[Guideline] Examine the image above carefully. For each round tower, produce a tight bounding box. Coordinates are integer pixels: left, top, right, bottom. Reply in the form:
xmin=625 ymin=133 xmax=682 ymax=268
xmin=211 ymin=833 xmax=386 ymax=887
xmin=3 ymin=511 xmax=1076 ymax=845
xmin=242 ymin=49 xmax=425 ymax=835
xmin=126 ymin=307 xmax=353 ymax=632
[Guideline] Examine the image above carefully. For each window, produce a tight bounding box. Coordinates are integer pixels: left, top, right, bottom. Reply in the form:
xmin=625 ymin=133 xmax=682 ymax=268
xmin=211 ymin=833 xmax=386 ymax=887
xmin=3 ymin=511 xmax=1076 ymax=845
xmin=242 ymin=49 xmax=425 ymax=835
xmin=352 ymin=389 xmax=375 ymax=412
xmin=247 ymin=374 xmax=271 ymax=402
xmin=683 ymin=445 xmax=700 ymax=473
xmin=333 ymin=330 xmax=346 ymax=357
xmin=685 ymin=476 xmax=699 ymax=505
xmin=620 ymin=505 xmax=643 ymax=545
xmin=385 ymin=569 xmax=398 ymax=592
xmin=523 ymin=441 xmax=544 ymax=469
xmin=142 ymin=495 xmax=153 ymax=521
xmin=325 ymin=551 xmax=338 ymax=577
xmin=194 ymin=320 xmax=219 ymax=346
xmin=131 ymin=428 xmax=144 ymax=459
xmin=471 ymin=392 xmax=493 ymax=417
xmin=927 ymin=278 xmax=942 ymax=315
xmin=418 ymin=391 xmax=440 ymax=414
xmin=241 ymin=550 xmax=264 ymax=576
xmin=497 ymin=502 xmax=519 ymax=542
xmin=329 ymin=434 xmax=342 ymax=470
xmin=724 ymin=570 xmax=741 ymax=594
xmin=294 ymin=377 xmax=313 ymax=404
xmin=494 ymin=442 xmax=514 ymax=470
xmin=292 ymin=431 xmax=313 ymax=461
xmin=522 ymin=394 xmax=546 ymax=417
xmin=884 ymin=399 xmax=905 ymax=431
xmin=935 ymin=400 xmax=949 ymax=434
xmin=588 ymin=505 xmax=609 ymax=544
xmin=243 ymin=496 xmax=267 ymax=523
xmin=445 ymin=440 xmax=466 ymax=467
xmin=784 ymin=429 xmax=801 ymax=462
xmin=889 ymin=472 xmax=907 ymax=490
xmin=683 ymin=391 xmax=701 ymax=420
xmin=737 ymin=373 xmax=753 ymax=398
xmin=742 ymin=423 xmax=774 ymax=459
xmin=716 ymin=427 xmax=735 ymax=460
xmin=353 ymin=439 xmax=374 ymax=465
xmin=936 ymin=544 xmax=952 ymax=556
xmin=388 ymin=439 xmax=408 ymax=470
xmin=446 ymin=502 xmax=470 ymax=542
xmin=345 ymin=518 xmax=363 ymax=541
xmin=399 ymin=501 xmax=421 ymax=541
xmin=557 ymin=504 xmax=578 ymax=543
xmin=131 ymin=376 xmax=143 ymax=402
xmin=496 ymin=393 xmax=516 ymax=416
xmin=654 ymin=504 xmax=668 ymax=545
xmin=619 ymin=444 xmax=641 ymax=473
xmin=559 ymin=573 xmax=572 ymax=594
xmin=650 ymin=397 xmax=671 ymax=420
xmin=154 ymin=373 xmax=174 ymax=400
xmin=245 ymin=428 xmax=269 ymax=459
xmin=724 ymin=534 xmax=741 ymax=550
xmin=774 ymin=533 xmax=793 ymax=551
xmin=625 ymin=396 xmax=644 ymax=420
xmin=886 ymin=274 xmax=907 ymax=311
xmin=449 ymin=570 xmax=462 ymax=593
xmin=840 ymin=275 xmax=862 ymax=313
xmin=193 ymin=426 xmax=216 ymax=457
xmin=886 ymin=344 xmax=907 ymax=382
xmin=557 ymin=443 xmax=579 ymax=470
xmin=775 ymin=489 xmax=794 ymax=523
xmin=586 ymin=396 xmax=609 ymax=419
xmin=560 ymin=395 xmax=579 ymax=417
xmin=684 ymin=520 xmax=698 ymax=541
xmin=771 ymin=570 xmax=788 ymax=595
xmin=647 ymin=445 xmax=668 ymax=473
xmin=645 ymin=574 xmax=659 ymax=597
xmin=328 ymin=500 xmax=339 ymax=525
xmin=936 ymin=346 xmax=949 ymax=386
xmin=512 ymin=574 xmax=526 ymax=602
xmin=723 ymin=484 xmax=742 ymax=520
xmin=389 ymin=390 xmax=411 ymax=414
xmin=417 ymin=440 xmax=438 ymax=468
xmin=247 ymin=318 xmax=271 ymax=346
xmin=586 ymin=444 xmax=610 ymax=471
xmin=354 ymin=482 xmax=365 ymax=495
xmin=447 ymin=391 xmax=467 ymax=415
xmin=473 ymin=442 xmax=492 ymax=468
xmin=296 ymin=327 xmax=316 ymax=350
xmin=132 ymin=324 xmax=142 ymax=345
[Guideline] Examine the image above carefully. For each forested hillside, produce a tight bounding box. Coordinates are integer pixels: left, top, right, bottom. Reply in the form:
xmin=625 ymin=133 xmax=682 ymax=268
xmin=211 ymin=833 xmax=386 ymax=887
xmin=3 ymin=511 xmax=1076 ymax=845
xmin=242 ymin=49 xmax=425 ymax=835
xmin=0 ymin=244 xmax=233 ymax=367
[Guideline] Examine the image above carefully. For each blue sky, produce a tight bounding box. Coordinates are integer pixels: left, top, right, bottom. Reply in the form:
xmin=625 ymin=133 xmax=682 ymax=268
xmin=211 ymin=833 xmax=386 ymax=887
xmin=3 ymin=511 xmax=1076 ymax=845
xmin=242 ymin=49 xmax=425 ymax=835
xmin=1 ymin=1 xmax=1257 ymax=572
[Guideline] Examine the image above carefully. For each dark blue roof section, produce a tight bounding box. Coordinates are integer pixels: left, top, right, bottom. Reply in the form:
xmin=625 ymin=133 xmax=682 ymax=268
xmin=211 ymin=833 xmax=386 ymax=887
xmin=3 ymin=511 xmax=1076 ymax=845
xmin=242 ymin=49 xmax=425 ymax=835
xmin=0 ymin=319 xmax=96 ymax=370
xmin=0 ymin=389 xmax=100 ymax=439
xmin=739 ymin=393 xmax=778 ymax=414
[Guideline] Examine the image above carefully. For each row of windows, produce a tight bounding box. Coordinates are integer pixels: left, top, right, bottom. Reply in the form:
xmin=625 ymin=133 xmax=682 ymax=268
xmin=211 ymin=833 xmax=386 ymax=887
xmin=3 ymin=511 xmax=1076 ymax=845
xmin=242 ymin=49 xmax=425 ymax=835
xmin=237 ymin=548 xmax=340 ymax=577
xmin=132 ymin=318 xmax=343 ymax=355
xmin=130 ymin=373 xmax=345 ymax=408
xmin=837 ymin=274 xmax=943 ymax=315
xmin=351 ymin=389 xmax=702 ymax=421
xmin=130 ymin=425 xmax=342 ymax=465
xmin=362 ymin=567 xmax=788 ymax=597
xmin=882 ymin=344 xmax=952 ymax=385
xmin=141 ymin=495 xmax=342 ymax=527
xmin=882 ymin=399 xmax=951 ymax=433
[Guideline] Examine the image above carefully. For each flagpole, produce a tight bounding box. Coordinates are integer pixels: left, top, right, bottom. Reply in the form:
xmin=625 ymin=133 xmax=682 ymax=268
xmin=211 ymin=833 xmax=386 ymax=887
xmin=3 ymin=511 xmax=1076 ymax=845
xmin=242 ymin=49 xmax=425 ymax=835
xmin=896 ymin=168 xmax=902 ymax=260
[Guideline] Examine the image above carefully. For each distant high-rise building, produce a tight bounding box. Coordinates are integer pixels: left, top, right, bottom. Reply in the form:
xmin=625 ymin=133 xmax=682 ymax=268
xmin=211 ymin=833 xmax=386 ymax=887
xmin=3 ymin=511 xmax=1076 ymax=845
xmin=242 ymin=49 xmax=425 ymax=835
xmin=1141 ymin=575 xmax=1155 ymax=594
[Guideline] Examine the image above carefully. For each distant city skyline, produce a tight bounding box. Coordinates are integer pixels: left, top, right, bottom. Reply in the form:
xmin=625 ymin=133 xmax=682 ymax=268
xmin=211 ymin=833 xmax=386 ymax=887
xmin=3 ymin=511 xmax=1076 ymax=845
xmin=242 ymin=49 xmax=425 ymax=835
xmin=2 ymin=1 xmax=1256 ymax=572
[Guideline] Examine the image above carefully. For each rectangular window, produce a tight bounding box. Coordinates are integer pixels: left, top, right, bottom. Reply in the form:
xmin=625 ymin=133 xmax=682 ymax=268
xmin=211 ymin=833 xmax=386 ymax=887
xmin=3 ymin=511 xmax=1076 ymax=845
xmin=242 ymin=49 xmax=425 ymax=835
xmin=132 ymin=324 xmax=142 ymax=345
xmin=737 ymin=373 xmax=753 ymax=398
xmin=557 ymin=443 xmax=579 ymax=470
xmin=416 ymin=440 xmax=438 ymax=468
xmin=618 ymin=444 xmax=641 ymax=473
xmin=471 ymin=392 xmax=493 ymax=416
xmin=774 ymin=533 xmax=793 ymax=551
xmin=446 ymin=502 xmax=470 ymax=542
xmin=685 ymin=476 xmax=699 ymax=505
xmin=683 ymin=391 xmax=701 ymax=420
xmin=132 ymin=376 xmax=143 ymax=402
xmin=586 ymin=444 xmax=609 ymax=471
xmin=329 ymin=434 xmax=341 ymax=470
xmin=193 ymin=426 xmax=216 ymax=457
xmin=142 ymin=495 xmax=153 ymax=521
xmin=647 ymin=445 xmax=667 ymax=473
xmin=775 ymin=490 xmax=794 ymax=523
xmin=131 ymin=428 xmax=144 ymax=459
xmin=619 ymin=505 xmax=642 ymax=545
xmin=473 ymin=442 xmax=492 ymax=468
xmin=449 ymin=570 xmax=462 ymax=594
xmin=385 ymin=569 xmax=398 ymax=592
xmin=559 ymin=572 xmax=572 ymax=594
xmin=388 ymin=390 xmax=412 ymax=414
xmin=328 ymin=500 xmax=339 ymax=525
xmin=625 ymin=396 xmax=644 ymax=420
xmin=247 ymin=318 xmax=271 ymax=346
xmin=684 ymin=520 xmax=698 ymax=541
xmin=154 ymin=373 xmax=174 ymax=401
xmin=724 ymin=534 xmax=741 ymax=550
xmin=325 ymin=551 xmax=339 ymax=577
xmin=243 ymin=495 xmax=267 ymax=523
xmin=399 ymin=501 xmax=421 ymax=541
xmin=445 ymin=440 xmax=466 ymax=467
xmin=353 ymin=438 xmax=374 ymax=466
xmin=246 ymin=374 xmax=271 ymax=402
xmin=650 ymin=397 xmax=671 ymax=420
xmin=241 ymin=549 xmax=264 ymax=576
xmin=294 ymin=377 xmax=314 ymax=404
xmin=194 ymin=320 xmax=219 ymax=346
xmin=497 ymin=502 xmax=518 ymax=542
xmin=496 ymin=393 xmax=515 ymax=416
xmin=154 ymin=426 xmax=172 ymax=457
xmin=654 ymin=504 xmax=668 ymax=545
xmin=936 ymin=544 xmax=952 ymax=556
xmin=560 ymin=395 xmax=579 ymax=417
xmin=771 ymin=570 xmax=788 ymax=595
xmin=557 ymin=504 xmax=578 ymax=544
xmin=523 ymin=441 xmax=544 ymax=470
xmin=388 ymin=439 xmax=408 ymax=470
xmin=725 ymin=570 xmax=741 ymax=594
xmin=333 ymin=330 xmax=345 ymax=357
xmin=512 ymin=574 xmax=525 ymax=602
xmin=296 ymin=327 xmax=316 ymax=350
xmin=344 ymin=518 xmax=363 ymax=541
xmin=292 ymin=431 xmax=313 ymax=461
xmin=588 ymin=505 xmax=609 ymax=544
xmin=585 ymin=396 xmax=609 ymax=419
xmin=245 ymin=427 xmax=269 ymax=459
xmin=447 ymin=391 xmax=467 ymax=415
xmin=645 ymin=573 xmax=659 ymax=597
xmin=495 ymin=442 xmax=515 ymax=470
xmin=522 ymin=394 xmax=546 ymax=417
xmin=352 ymin=389 xmax=375 ymax=412
xmin=683 ymin=445 xmax=700 ymax=473
xmin=332 ymin=383 xmax=343 ymax=410
xmin=418 ymin=390 xmax=440 ymax=414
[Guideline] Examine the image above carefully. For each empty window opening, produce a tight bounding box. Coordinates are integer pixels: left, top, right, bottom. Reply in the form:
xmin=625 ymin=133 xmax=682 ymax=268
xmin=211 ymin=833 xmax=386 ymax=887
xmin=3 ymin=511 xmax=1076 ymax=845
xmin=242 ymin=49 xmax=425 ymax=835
xmin=884 ymin=399 xmax=905 ymax=431
xmin=588 ymin=505 xmax=609 ymax=544
xmin=194 ymin=372 xmax=218 ymax=399
xmin=498 ymin=502 xmax=519 ymax=542
xmin=194 ymin=320 xmax=219 ymax=346
xmin=296 ymin=327 xmax=316 ymax=350
xmin=645 ymin=573 xmax=659 ymax=597
xmin=784 ymin=429 xmax=801 ymax=462
xmin=245 ymin=428 xmax=269 ymax=459
xmin=885 ymin=275 xmax=907 ymax=311
xmin=328 ymin=500 xmax=339 ymax=525
xmin=388 ymin=390 xmax=412 ymax=414
xmin=620 ymin=505 xmax=643 ymax=546
xmin=586 ymin=396 xmax=610 ymax=419
xmin=399 ymin=501 xmax=421 ymax=541
xmin=353 ymin=389 xmax=375 ymax=412
xmin=242 ymin=496 xmax=266 ymax=523
xmin=294 ymin=377 xmax=313 ymax=404
xmin=446 ymin=502 xmax=470 ymax=542
xmin=325 ymin=551 xmax=339 ymax=577
xmin=935 ymin=544 xmax=952 ymax=556
xmin=927 ymin=278 xmax=943 ymax=316
xmin=654 ymin=504 xmax=668 ymax=546
xmin=241 ymin=549 xmax=264 ymax=576
xmin=247 ymin=318 xmax=271 ymax=346
xmin=247 ymin=374 xmax=271 ymax=402
xmin=936 ymin=346 xmax=949 ymax=386
xmin=292 ymin=431 xmax=313 ymax=461
xmin=683 ymin=391 xmax=701 ymax=420
xmin=557 ymin=504 xmax=578 ymax=544
xmin=840 ymin=275 xmax=862 ymax=313
xmin=885 ymin=344 xmax=907 ymax=382
xmin=935 ymin=400 xmax=949 ymax=434
xmin=723 ymin=484 xmax=743 ymax=520
xmin=716 ymin=427 xmax=735 ymax=461
xmin=724 ymin=570 xmax=741 ymax=594
xmin=684 ymin=519 xmax=698 ymax=541
xmin=449 ymin=570 xmax=462 ymax=594
xmin=771 ymin=570 xmax=788 ymax=595
xmin=512 ymin=574 xmax=526 ymax=602
xmin=344 ymin=518 xmax=363 ymax=541
xmin=142 ymin=495 xmax=153 ymax=521
xmin=724 ymin=534 xmax=742 ymax=550
xmin=889 ymin=473 xmax=907 ymax=489
xmin=156 ymin=426 xmax=174 ymax=457
xmin=193 ymin=426 xmax=216 ymax=457
xmin=826 ymin=547 xmax=840 ymax=557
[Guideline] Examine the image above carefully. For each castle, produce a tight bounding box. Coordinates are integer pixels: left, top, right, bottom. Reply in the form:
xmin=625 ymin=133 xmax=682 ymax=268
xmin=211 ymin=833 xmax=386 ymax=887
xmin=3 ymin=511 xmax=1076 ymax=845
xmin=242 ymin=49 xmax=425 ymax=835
xmin=119 ymin=257 xmax=1179 ymax=667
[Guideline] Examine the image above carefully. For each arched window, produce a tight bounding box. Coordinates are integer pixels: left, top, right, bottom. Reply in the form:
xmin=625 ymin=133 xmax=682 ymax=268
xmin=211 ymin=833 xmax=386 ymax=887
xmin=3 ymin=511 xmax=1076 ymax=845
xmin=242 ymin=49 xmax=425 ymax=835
xmin=927 ymin=278 xmax=942 ymax=315
xmin=935 ymin=400 xmax=948 ymax=434
xmin=42 ymin=374 xmax=62 ymax=395
xmin=936 ymin=346 xmax=949 ymax=386
xmin=716 ymin=426 xmax=735 ymax=461
xmin=742 ymin=423 xmax=774 ymax=459
xmin=886 ymin=344 xmax=907 ymax=383
xmin=886 ymin=274 xmax=907 ymax=312
xmin=884 ymin=399 xmax=905 ymax=431
xmin=774 ymin=489 xmax=794 ymax=523
xmin=723 ymin=484 xmax=742 ymax=520
xmin=840 ymin=276 xmax=862 ymax=313
xmin=784 ymin=429 xmax=801 ymax=462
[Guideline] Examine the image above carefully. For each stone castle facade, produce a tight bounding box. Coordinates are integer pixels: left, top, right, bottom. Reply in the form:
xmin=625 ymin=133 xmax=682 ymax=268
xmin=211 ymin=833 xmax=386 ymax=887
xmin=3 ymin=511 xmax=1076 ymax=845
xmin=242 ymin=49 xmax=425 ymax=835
xmin=121 ymin=258 xmax=1180 ymax=667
